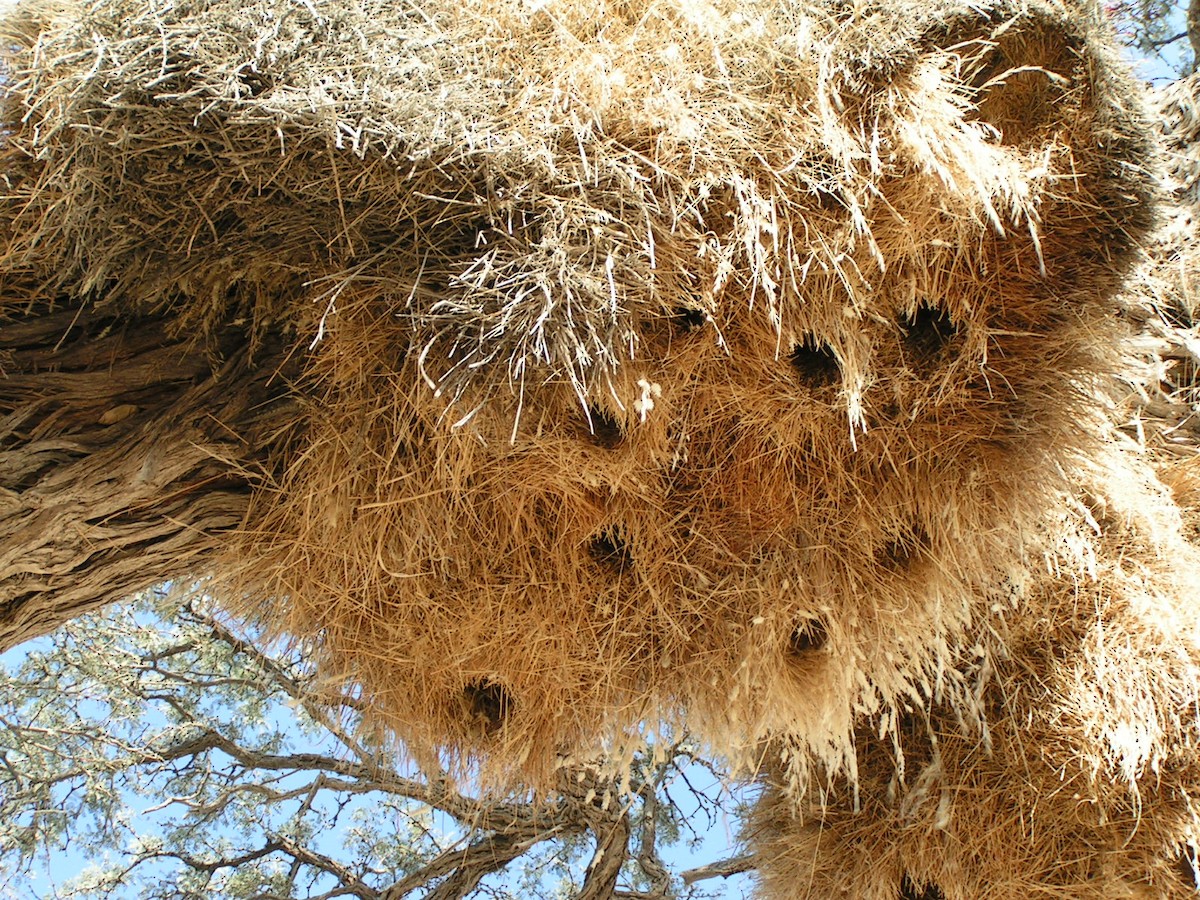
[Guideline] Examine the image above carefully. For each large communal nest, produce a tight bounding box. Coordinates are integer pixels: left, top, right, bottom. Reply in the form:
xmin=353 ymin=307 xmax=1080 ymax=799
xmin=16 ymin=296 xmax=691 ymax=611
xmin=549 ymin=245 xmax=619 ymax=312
xmin=744 ymin=75 xmax=1200 ymax=899
xmin=0 ymin=0 xmax=1166 ymax=799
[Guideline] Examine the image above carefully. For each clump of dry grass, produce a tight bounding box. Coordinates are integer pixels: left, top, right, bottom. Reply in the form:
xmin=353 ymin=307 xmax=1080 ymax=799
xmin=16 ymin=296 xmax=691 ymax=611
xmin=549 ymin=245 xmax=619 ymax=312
xmin=748 ymin=485 xmax=1200 ymax=899
xmin=1120 ymin=77 xmax=1200 ymax=449
xmin=741 ymin=71 xmax=1200 ymax=897
xmin=0 ymin=0 xmax=1165 ymax=795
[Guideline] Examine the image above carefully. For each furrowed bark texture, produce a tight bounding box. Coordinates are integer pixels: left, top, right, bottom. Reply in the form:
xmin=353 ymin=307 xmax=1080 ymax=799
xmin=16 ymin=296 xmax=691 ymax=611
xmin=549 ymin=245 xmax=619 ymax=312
xmin=0 ymin=300 xmax=298 ymax=650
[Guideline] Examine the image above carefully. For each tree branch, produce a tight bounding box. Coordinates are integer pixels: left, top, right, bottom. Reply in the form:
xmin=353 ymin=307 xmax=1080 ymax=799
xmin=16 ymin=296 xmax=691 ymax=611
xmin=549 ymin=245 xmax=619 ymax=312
xmin=1147 ymin=30 xmax=1188 ymax=49
xmin=0 ymin=302 xmax=301 ymax=651
xmin=151 ymin=840 xmax=284 ymax=874
xmin=381 ymin=820 xmax=573 ymax=900
xmin=275 ymin=832 xmax=376 ymax=900
xmin=1190 ymin=0 xmax=1200 ymax=62
xmin=680 ymin=852 xmax=757 ymax=886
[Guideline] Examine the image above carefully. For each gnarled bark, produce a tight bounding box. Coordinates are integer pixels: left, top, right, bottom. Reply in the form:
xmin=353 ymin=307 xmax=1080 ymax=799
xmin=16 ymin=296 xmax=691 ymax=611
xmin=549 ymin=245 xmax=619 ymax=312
xmin=0 ymin=300 xmax=298 ymax=650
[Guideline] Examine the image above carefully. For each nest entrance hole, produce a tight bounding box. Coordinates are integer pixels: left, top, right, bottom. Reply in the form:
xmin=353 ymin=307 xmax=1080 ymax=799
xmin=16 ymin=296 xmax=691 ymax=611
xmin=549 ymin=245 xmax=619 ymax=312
xmin=901 ymin=304 xmax=958 ymax=364
xmin=674 ymin=306 xmax=707 ymax=332
xmin=788 ymin=619 xmax=828 ymax=655
xmin=899 ymin=875 xmax=944 ymax=900
xmin=873 ymin=400 xmax=903 ymax=426
xmin=876 ymin=526 xmax=931 ymax=572
xmin=589 ymin=527 xmax=634 ymax=574
xmin=965 ymin=24 xmax=1080 ymax=148
xmin=462 ymin=680 xmax=513 ymax=735
xmin=586 ymin=408 xmax=624 ymax=449
xmin=790 ymin=336 xmax=840 ymax=388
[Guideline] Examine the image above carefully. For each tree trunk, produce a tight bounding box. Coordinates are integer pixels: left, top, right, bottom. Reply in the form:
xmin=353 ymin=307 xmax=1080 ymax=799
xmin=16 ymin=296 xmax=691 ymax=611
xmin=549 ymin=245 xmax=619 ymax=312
xmin=0 ymin=298 xmax=298 ymax=651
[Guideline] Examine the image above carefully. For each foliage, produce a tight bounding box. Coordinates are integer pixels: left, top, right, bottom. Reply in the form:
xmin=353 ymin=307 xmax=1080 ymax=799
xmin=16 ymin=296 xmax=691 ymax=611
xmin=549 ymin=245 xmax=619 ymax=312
xmin=0 ymin=593 xmax=753 ymax=900
xmin=1108 ymin=0 xmax=1199 ymax=76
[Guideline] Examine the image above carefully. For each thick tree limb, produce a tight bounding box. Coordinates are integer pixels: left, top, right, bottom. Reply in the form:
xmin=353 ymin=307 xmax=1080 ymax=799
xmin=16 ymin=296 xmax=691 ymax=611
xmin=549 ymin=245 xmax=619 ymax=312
xmin=577 ymin=806 xmax=631 ymax=900
xmin=0 ymin=300 xmax=299 ymax=650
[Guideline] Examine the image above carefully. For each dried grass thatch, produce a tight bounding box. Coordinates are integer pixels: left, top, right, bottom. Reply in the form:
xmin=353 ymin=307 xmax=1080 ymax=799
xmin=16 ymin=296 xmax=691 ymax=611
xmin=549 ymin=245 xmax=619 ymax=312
xmin=1122 ymin=74 xmax=1200 ymax=464
xmin=14 ymin=0 xmax=1200 ymax=892
xmin=743 ymin=74 xmax=1200 ymax=898
xmin=748 ymin=483 xmax=1200 ymax=899
xmin=0 ymin=0 xmax=1173 ymax=802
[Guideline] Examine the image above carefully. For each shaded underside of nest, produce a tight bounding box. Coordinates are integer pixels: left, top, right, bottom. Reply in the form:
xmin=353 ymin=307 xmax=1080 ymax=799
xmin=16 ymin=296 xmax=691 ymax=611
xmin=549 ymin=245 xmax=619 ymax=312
xmin=0 ymin=0 xmax=1176 ymax=804
xmin=747 ymin=484 xmax=1200 ymax=899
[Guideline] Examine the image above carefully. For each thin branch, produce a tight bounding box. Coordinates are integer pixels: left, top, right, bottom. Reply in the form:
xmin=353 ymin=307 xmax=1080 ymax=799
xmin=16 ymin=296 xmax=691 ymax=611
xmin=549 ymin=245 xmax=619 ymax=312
xmin=1146 ymin=30 xmax=1188 ymax=48
xmin=187 ymin=603 xmax=374 ymax=761
xmin=381 ymin=821 xmax=574 ymax=900
xmin=680 ymin=852 xmax=757 ymax=886
xmin=275 ymin=832 xmax=376 ymax=900
xmin=150 ymin=840 xmax=284 ymax=874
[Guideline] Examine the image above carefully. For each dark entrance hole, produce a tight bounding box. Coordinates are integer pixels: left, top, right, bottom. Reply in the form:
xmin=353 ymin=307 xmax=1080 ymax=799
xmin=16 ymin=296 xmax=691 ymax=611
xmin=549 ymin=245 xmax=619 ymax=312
xmin=790 ymin=336 xmax=840 ymax=388
xmin=901 ymin=304 xmax=958 ymax=364
xmin=789 ymin=619 xmax=829 ymax=655
xmin=462 ymin=680 xmax=512 ymax=735
xmin=589 ymin=527 xmax=634 ymax=573
xmin=586 ymin=407 xmax=624 ymax=449
xmin=899 ymin=874 xmax=945 ymax=900
xmin=675 ymin=306 xmax=707 ymax=331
